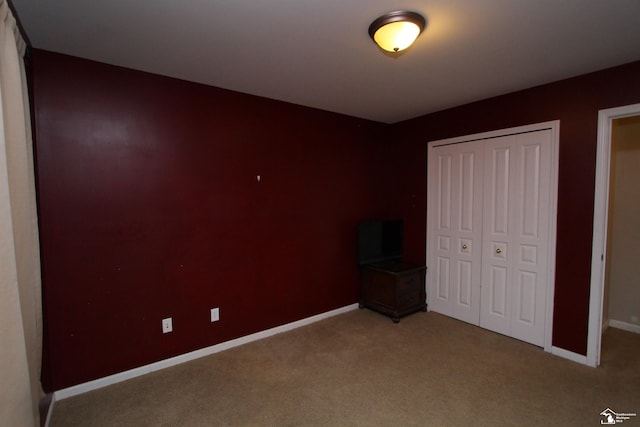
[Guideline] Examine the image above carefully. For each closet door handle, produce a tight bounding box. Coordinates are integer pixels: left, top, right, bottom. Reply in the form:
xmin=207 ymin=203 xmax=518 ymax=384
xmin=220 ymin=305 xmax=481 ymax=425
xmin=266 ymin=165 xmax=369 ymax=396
xmin=462 ymin=244 xmax=468 ymax=250
xmin=496 ymin=248 xmax=502 ymax=254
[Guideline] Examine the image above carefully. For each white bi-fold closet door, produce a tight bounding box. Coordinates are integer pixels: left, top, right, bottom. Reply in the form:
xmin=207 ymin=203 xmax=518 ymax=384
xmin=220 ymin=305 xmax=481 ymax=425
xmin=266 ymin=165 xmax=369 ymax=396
xmin=427 ymin=123 xmax=558 ymax=348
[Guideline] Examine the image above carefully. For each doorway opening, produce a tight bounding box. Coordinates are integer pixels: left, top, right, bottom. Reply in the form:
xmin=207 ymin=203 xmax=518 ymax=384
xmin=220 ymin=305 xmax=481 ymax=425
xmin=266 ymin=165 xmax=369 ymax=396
xmin=588 ymin=103 xmax=640 ymax=367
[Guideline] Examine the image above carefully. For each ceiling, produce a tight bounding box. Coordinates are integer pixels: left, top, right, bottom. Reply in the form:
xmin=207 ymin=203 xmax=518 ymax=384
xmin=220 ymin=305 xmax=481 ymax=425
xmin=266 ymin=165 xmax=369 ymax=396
xmin=11 ymin=0 xmax=640 ymax=123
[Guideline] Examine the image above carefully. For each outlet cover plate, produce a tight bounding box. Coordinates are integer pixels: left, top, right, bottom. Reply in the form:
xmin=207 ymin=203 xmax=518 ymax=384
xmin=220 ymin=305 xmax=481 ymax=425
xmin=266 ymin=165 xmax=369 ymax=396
xmin=162 ymin=317 xmax=173 ymax=333
xmin=210 ymin=308 xmax=220 ymax=322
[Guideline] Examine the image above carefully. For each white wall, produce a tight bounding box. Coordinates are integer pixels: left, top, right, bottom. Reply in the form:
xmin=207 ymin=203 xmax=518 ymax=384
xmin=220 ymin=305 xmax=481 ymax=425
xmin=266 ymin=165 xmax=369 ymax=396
xmin=606 ymin=116 xmax=640 ymax=331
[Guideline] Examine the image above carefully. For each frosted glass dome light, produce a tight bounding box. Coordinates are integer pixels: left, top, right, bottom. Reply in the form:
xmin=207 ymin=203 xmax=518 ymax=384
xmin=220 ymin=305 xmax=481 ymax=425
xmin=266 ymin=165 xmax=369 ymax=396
xmin=369 ymin=11 xmax=426 ymax=53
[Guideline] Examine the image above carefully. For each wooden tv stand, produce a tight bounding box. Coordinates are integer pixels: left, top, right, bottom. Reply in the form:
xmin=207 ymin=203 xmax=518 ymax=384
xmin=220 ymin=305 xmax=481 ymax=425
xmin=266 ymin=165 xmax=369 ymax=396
xmin=359 ymin=261 xmax=427 ymax=323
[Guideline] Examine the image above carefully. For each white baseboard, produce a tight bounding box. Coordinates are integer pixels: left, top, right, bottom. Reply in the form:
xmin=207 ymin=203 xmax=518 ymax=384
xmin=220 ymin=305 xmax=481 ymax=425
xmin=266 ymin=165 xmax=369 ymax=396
xmin=609 ymin=319 xmax=640 ymax=334
xmin=551 ymin=346 xmax=590 ymax=366
xmin=54 ymin=304 xmax=359 ymax=400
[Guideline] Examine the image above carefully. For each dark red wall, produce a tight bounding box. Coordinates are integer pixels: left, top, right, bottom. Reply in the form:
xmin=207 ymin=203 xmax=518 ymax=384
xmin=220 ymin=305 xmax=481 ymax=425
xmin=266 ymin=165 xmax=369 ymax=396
xmin=32 ymin=48 xmax=640 ymax=391
xmin=32 ymin=50 xmax=391 ymax=391
xmin=388 ymin=60 xmax=640 ymax=356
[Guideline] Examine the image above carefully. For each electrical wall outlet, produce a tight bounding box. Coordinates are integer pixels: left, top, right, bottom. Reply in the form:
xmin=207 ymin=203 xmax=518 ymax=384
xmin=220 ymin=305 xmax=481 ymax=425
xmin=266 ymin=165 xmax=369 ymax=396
xmin=210 ymin=308 xmax=220 ymax=322
xmin=162 ymin=317 xmax=173 ymax=333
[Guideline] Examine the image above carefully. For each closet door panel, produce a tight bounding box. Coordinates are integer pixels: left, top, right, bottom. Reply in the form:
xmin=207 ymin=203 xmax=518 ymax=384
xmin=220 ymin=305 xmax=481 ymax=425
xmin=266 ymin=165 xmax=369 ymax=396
xmin=510 ymin=130 xmax=552 ymax=347
xmin=438 ymin=155 xmax=452 ymax=231
xmin=480 ymin=136 xmax=514 ymax=335
xmin=427 ymin=143 xmax=483 ymax=324
xmin=430 ymin=152 xmax=454 ymax=312
xmin=453 ymin=149 xmax=481 ymax=321
xmin=479 ymin=130 xmax=551 ymax=346
xmin=436 ymin=256 xmax=450 ymax=300
xmin=489 ymin=265 xmax=508 ymax=316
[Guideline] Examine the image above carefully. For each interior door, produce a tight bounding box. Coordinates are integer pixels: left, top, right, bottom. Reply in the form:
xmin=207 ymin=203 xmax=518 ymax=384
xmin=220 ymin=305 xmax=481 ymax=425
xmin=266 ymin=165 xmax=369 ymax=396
xmin=479 ymin=136 xmax=514 ymax=336
xmin=427 ymin=142 xmax=483 ymax=324
xmin=479 ymin=130 xmax=552 ymax=347
xmin=509 ymin=130 xmax=553 ymax=346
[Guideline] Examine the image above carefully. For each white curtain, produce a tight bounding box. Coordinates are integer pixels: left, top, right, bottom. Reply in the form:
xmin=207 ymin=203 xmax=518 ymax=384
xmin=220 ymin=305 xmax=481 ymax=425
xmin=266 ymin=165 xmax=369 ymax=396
xmin=0 ymin=1 xmax=42 ymax=425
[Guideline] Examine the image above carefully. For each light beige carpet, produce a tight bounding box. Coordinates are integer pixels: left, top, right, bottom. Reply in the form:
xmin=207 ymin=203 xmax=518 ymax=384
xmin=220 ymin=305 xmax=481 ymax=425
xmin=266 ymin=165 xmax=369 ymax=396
xmin=50 ymin=310 xmax=640 ymax=426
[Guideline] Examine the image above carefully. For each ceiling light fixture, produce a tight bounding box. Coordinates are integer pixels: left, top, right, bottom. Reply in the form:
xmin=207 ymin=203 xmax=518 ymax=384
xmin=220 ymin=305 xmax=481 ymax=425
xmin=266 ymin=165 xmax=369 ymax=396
xmin=368 ymin=11 xmax=426 ymax=53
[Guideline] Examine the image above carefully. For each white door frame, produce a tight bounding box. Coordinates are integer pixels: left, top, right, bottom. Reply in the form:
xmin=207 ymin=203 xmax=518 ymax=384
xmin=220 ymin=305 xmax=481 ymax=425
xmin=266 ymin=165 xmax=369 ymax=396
xmin=426 ymin=120 xmax=560 ymax=353
xmin=587 ymin=103 xmax=640 ymax=367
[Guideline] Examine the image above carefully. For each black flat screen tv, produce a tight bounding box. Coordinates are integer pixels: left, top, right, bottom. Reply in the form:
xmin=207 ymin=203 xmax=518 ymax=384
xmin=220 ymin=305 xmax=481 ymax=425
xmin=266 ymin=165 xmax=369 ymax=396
xmin=357 ymin=220 xmax=403 ymax=266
